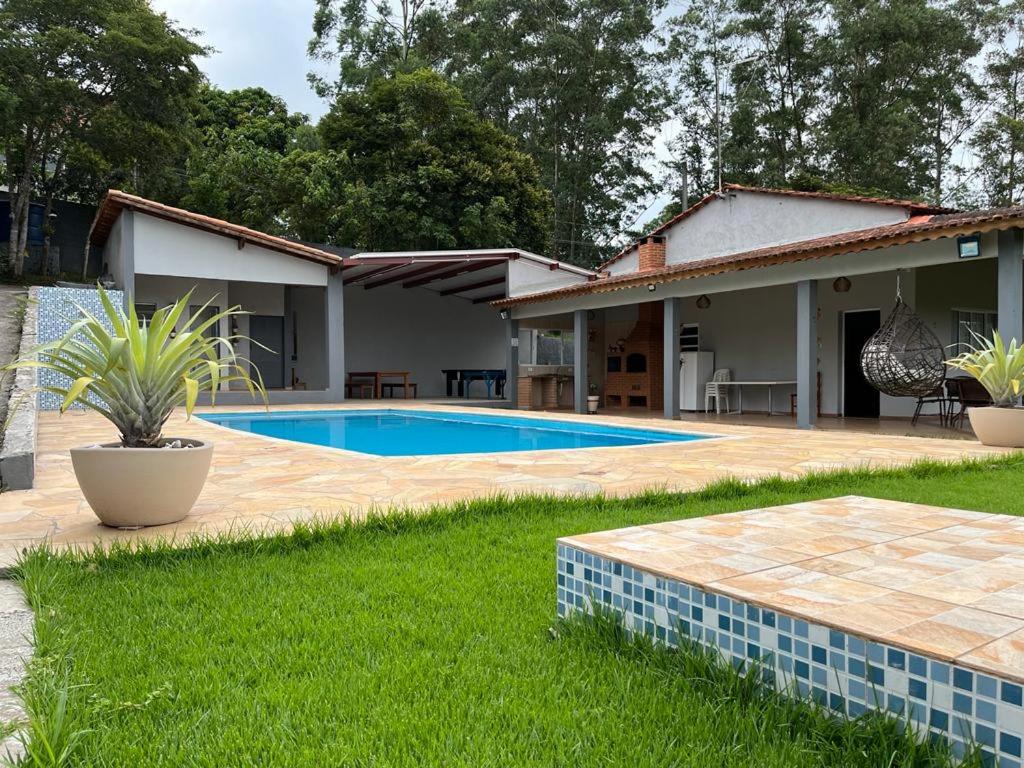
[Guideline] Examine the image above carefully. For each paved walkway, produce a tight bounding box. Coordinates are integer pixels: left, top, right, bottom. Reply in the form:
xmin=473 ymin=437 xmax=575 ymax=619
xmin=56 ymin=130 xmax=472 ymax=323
xmin=0 ymin=403 xmax=1009 ymax=566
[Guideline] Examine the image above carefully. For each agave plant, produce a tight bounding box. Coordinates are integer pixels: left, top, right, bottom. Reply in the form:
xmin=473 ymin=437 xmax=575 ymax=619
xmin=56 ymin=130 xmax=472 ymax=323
xmin=8 ymin=286 xmax=268 ymax=447
xmin=946 ymin=330 xmax=1024 ymax=407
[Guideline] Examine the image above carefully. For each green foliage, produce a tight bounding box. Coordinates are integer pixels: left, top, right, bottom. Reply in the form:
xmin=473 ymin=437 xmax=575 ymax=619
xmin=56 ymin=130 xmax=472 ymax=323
xmin=0 ymin=0 xmax=205 ymax=274
xmin=310 ymin=68 xmax=551 ymax=251
xmin=5 ymin=287 xmax=266 ymax=447
xmin=8 ymin=454 xmax=1024 ymax=765
xmin=947 ymin=330 xmax=1024 ymax=407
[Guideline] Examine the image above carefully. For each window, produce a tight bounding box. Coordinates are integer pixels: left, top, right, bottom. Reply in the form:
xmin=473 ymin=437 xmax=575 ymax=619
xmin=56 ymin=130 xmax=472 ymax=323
xmin=533 ymin=330 xmax=575 ymax=365
xmin=134 ymin=303 xmax=157 ymax=324
xmin=190 ymin=305 xmax=221 ymax=340
xmin=680 ymin=323 xmax=700 ymax=352
xmin=952 ymin=309 xmax=997 ymax=352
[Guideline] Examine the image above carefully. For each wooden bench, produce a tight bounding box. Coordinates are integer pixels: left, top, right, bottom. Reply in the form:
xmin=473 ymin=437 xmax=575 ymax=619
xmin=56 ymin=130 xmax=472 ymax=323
xmin=382 ymin=382 xmax=417 ymax=399
xmin=345 ymin=382 xmax=373 ymax=398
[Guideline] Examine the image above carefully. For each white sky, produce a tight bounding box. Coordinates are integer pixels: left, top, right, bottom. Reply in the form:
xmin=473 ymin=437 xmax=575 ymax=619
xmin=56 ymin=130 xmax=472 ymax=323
xmin=151 ymin=0 xmax=672 ymax=232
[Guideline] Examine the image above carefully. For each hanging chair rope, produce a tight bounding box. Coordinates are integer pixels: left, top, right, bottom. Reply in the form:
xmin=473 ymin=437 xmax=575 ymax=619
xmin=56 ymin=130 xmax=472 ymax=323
xmin=861 ymin=287 xmax=946 ymax=398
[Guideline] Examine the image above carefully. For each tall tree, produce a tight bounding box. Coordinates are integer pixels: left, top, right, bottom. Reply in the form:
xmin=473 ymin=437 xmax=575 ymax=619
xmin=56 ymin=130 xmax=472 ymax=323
xmin=303 ymin=69 xmax=551 ymax=252
xmin=0 ymin=0 xmax=204 ymax=276
xmin=177 ymin=87 xmax=311 ymax=233
xmin=971 ymin=0 xmax=1024 ymax=206
xmin=818 ymin=0 xmax=982 ymax=201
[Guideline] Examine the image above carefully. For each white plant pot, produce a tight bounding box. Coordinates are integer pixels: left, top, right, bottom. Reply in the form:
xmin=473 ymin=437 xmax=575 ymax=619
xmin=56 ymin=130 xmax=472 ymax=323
xmin=967 ymin=406 xmax=1024 ymax=448
xmin=69 ymin=439 xmax=213 ymax=528
xmin=587 ymin=395 xmax=600 ymax=414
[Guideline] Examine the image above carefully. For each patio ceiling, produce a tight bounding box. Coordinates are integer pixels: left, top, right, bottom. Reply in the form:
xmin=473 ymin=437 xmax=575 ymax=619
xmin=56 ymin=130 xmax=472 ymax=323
xmin=342 ymin=248 xmax=594 ymax=303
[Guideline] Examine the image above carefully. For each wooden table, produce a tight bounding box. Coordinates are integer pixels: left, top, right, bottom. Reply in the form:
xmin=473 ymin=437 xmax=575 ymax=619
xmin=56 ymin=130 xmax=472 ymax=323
xmin=347 ymin=371 xmax=412 ymax=399
xmin=721 ymin=380 xmax=798 ymax=416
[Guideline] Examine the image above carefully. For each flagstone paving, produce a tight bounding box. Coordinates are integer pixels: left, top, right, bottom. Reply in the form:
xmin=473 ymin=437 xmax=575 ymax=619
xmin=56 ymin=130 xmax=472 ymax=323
xmin=0 ymin=403 xmax=1010 ymax=566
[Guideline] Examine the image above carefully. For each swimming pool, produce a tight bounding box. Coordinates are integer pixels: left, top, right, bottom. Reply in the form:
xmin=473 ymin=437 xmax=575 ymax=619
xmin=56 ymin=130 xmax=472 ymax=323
xmin=199 ymin=409 xmax=710 ymax=456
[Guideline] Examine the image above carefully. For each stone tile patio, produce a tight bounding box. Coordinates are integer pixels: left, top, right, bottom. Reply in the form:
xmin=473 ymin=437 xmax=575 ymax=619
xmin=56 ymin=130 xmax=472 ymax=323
xmin=0 ymin=402 xmax=1010 ymax=566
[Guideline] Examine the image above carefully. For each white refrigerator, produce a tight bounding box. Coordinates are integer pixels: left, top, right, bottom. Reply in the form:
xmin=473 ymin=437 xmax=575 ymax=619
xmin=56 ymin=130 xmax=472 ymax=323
xmin=679 ymin=351 xmax=714 ymax=411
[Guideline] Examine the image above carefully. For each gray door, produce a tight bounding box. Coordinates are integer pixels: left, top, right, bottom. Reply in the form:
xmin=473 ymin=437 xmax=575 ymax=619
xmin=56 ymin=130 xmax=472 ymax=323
xmin=249 ymin=315 xmax=284 ymax=389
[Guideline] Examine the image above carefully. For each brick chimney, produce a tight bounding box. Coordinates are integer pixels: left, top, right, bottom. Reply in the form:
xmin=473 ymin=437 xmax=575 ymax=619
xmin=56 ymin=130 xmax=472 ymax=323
xmin=637 ymin=235 xmax=666 ymax=272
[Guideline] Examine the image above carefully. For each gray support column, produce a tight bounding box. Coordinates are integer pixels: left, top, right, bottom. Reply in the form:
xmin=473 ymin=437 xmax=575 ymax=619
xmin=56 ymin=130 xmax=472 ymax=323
xmin=574 ymin=309 xmax=588 ymax=414
xmin=663 ymin=298 xmax=681 ymax=419
xmin=998 ymin=228 xmax=1024 ymax=345
xmin=120 ymin=210 xmax=135 ymax=308
xmin=326 ymin=268 xmax=345 ymax=401
xmin=283 ymin=286 xmax=294 ymax=388
xmin=505 ymin=316 xmax=519 ymax=407
xmin=796 ymin=279 xmax=818 ymax=429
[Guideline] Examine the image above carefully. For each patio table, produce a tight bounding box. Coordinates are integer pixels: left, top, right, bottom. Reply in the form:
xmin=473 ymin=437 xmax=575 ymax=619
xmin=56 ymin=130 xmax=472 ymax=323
xmin=721 ymin=380 xmax=797 ymax=416
xmin=347 ymin=370 xmax=412 ymax=399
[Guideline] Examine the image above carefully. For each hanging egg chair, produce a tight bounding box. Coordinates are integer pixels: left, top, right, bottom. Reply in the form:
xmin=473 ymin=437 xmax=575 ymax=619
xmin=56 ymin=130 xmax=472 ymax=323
xmin=860 ymin=280 xmax=946 ymax=398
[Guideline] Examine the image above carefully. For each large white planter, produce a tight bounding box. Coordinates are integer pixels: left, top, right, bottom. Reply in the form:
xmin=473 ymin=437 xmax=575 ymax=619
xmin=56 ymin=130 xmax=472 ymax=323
xmin=587 ymin=395 xmax=600 ymax=414
xmin=968 ymin=406 xmax=1024 ymax=448
xmin=69 ymin=439 xmax=213 ymax=528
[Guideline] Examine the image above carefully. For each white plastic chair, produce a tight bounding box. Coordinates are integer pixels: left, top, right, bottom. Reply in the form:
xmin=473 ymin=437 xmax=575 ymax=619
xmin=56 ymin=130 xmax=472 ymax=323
xmin=704 ymin=369 xmax=732 ymax=414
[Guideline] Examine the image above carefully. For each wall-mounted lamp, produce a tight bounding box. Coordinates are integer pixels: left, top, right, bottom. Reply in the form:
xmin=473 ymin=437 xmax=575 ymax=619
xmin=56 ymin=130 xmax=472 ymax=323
xmin=832 ymin=276 xmax=852 ymax=293
xmin=696 ymin=294 xmax=711 ymax=309
xmin=647 ymin=283 xmax=657 ymax=292
xmin=499 ymin=309 xmax=509 ymax=320
xmin=957 ymin=234 xmax=981 ymax=259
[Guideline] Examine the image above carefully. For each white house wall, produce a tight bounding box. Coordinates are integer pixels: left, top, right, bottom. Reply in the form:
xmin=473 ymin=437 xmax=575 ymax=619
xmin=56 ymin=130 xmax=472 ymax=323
xmin=132 ymin=213 xmax=328 ymax=287
xmin=664 ymin=192 xmax=910 ymax=267
xmin=344 ymin=284 xmax=505 ymax=397
xmin=607 ymin=250 xmax=638 ymax=277
xmin=103 ymin=213 xmax=128 ymax=287
xmin=507 ymin=258 xmax=589 ymax=297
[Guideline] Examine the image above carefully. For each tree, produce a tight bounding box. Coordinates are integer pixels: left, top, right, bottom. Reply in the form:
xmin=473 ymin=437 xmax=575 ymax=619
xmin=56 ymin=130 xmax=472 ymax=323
xmin=177 ymin=87 xmax=312 ymax=234
xmin=308 ymin=69 xmax=551 ymax=252
xmin=818 ymin=0 xmax=982 ymax=201
xmin=971 ymin=0 xmax=1024 ymax=206
xmin=0 ymin=0 xmax=204 ymax=276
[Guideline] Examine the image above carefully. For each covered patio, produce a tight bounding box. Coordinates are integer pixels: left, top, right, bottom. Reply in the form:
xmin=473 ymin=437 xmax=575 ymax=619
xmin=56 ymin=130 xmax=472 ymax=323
xmin=498 ymin=208 xmax=1024 ymax=434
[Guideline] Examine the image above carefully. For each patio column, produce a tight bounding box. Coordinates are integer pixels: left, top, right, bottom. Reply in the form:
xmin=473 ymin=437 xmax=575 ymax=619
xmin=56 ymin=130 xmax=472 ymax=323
xmin=998 ymin=228 xmax=1024 ymax=345
xmin=574 ymin=309 xmax=588 ymax=414
xmin=326 ymin=267 xmax=345 ymax=401
xmin=663 ymin=298 xmax=680 ymax=419
xmin=505 ymin=316 xmax=519 ymax=407
xmin=796 ymin=279 xmax=818 ymax=429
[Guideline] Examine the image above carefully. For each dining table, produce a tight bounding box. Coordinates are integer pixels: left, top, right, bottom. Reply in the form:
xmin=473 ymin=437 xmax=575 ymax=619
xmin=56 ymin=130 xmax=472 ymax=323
xmin=347 ymin=370 xmax=412 ymax=399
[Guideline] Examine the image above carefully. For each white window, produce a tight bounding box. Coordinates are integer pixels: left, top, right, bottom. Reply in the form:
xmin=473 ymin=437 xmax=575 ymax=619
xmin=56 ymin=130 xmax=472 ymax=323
xmin=952 ymin=309 xmax=997 ymax=352
xmin=531 ymin=330 xmax=575 ymax=365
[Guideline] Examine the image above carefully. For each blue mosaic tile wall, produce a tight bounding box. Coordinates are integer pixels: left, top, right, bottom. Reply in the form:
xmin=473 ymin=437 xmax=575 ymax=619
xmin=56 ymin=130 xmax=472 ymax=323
xmin=36 ymin=286 xmax=124 ymax=411
xmin=557 ymin=543 xmax=1024 ymax=767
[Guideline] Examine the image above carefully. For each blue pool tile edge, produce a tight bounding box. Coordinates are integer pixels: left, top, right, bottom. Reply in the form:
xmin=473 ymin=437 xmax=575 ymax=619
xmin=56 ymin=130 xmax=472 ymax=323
xmin=556 ymin=542 xmax=1024 ymax=767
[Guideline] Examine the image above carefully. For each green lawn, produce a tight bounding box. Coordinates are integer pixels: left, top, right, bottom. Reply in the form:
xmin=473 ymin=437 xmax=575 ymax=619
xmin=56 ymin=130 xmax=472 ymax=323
xmin=15 ymin=455 xmax=1024 ymax=767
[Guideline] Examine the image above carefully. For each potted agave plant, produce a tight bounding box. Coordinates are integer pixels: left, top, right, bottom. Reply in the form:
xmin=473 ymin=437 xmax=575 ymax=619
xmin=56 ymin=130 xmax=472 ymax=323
xmin=947 ymin=330 xmax=1024 ymax=448
xmin=9 ymin=287 xmax=266 ymax=528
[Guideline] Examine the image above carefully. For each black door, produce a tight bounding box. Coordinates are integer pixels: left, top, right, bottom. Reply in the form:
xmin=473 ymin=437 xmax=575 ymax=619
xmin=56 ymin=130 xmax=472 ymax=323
xmin=249 ymin=315 xmax=284 ymax=390
xmin=843 ymin=310 xmax=881 ymax=418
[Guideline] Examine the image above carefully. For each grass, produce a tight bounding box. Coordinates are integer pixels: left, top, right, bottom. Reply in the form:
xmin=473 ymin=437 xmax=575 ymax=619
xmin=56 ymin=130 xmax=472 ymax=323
xmin=11 ymin=454 xmax=1024 ymax=767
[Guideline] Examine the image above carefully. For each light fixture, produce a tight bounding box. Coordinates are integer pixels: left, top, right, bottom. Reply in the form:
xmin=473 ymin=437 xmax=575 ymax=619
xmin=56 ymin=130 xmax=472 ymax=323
xmin=647 ymin=283 xmax=657 ymax=292
xmin=499 ymin=309 xmax=509 ymax=320
xmin=696 ymin=294 xmax=711 ymax=309
xmin=832 ymin=276 xmax=852 ymax=293
xmin=957 ymin=234 xmax=981 ymax=259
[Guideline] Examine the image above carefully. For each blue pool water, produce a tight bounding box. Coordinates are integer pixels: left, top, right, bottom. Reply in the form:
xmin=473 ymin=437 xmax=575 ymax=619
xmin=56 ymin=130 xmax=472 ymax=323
xmin=199 ymin=409 xmax=709 ymax=456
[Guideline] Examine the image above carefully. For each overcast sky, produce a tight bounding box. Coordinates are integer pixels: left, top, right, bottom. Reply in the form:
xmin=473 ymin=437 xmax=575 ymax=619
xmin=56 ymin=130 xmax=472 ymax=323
xmin=151 ymin=0 xmax=333 ymax=120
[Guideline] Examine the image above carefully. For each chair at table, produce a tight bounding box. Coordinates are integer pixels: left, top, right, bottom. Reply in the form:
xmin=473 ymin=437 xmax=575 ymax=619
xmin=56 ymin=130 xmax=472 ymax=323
xmin=704 ymin=369 xmax=732 ymax=414
xmin=912 ymin=382 xmax=948 ymax=427
xmin=946 ymin=377 xmax=992 ymax=429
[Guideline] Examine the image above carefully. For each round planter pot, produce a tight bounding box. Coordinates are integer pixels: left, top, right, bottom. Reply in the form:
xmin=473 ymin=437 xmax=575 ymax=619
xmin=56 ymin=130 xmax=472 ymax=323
xmin=967 ymin=406 xmax=1024 ymax=448
xmin=587 ymin=395 xmax=600 ymax=414
xmin=69 ymin=439 xmax=213 ymax=528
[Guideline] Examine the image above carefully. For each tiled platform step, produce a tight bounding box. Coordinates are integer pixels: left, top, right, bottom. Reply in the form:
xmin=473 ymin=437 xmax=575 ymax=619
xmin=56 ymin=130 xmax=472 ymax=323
xmin=557 ymin=497 xmax=1024 ymax=767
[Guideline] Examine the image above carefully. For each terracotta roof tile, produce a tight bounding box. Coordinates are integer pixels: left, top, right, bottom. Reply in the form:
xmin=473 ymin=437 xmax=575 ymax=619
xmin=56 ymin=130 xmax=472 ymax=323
xmin=88 ymin=190 xmax=343 ymax=267
xmin=497 ymin=205 xmax=1024 ymax=309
